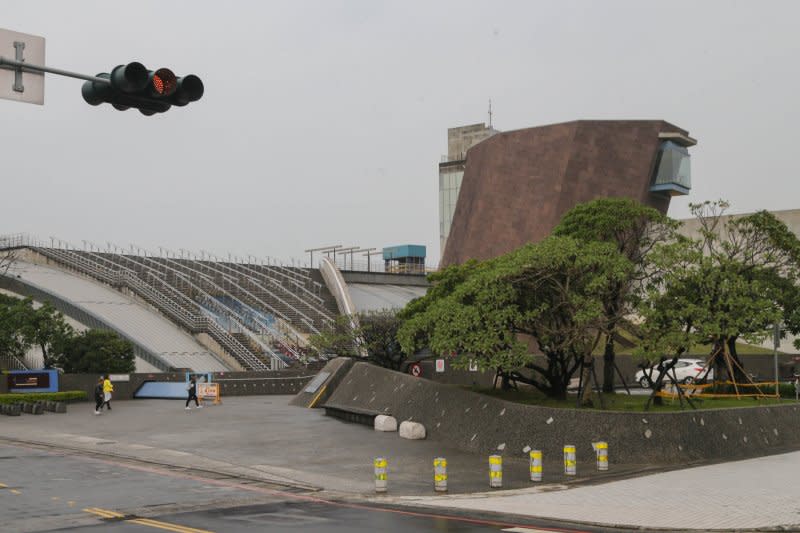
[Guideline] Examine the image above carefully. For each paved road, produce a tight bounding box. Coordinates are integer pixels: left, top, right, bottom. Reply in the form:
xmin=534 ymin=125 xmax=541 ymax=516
xmin=3 ymin=395 xmax=799 ymax=531
xmin=0 ymin=397 xmax=644 ymax=495
xmin=0 ymin=442 xmax=626 ymax=533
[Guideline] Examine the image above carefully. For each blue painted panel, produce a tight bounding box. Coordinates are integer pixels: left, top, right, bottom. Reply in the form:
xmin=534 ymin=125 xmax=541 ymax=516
xmin=134 ymin=381 xmax=189 ymax=399
xmin=383 ymin=244 xmax=427 ymax=260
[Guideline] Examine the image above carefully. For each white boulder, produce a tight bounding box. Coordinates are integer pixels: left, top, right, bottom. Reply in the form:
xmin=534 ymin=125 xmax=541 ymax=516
xmin=374 ymin=415 xmax=398 ymax=432
xmin=399 ymin=420 xmax=426 ymax=440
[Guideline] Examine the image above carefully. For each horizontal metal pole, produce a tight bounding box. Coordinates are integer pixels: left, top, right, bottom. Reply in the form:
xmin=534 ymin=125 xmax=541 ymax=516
xmin=0 ymin=56 xmax=110 ymax=84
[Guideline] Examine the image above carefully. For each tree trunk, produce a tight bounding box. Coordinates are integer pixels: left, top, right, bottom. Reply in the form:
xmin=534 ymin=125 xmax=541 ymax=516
xmin=40 ymin=343 xmax=49 ymax=369
xmin=500 ymin=371 xmax=512 ymax=391
xmin=579 ymin=356 xmax=594 ymax=407
xmin=727 ymin=336 xmax=747 ymax=382
xmin=602 ymin=333 xmax=615 ymax=393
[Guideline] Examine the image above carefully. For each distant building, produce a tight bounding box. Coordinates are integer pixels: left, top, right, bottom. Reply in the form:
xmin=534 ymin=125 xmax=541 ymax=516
xmin=438 ymin=123 xmax=499 ymax=256
xmin=441 ymin=120 xmax=696 ymax=267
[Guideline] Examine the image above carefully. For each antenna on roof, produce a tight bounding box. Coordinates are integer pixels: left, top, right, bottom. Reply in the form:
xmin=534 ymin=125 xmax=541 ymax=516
xmin=488 ymin=99 xmax=493 ymax=129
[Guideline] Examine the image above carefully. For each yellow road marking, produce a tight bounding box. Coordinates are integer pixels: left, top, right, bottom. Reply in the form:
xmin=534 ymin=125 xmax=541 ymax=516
xmin=0 ymin=483 xmax=7 ymax=488
xmin=51 ymin=496 xmax=60 ymax=501
xmin=68 ymin=501 xmax=76 ymax=507
xmin=130 ymin=517 xmax=214 ymax=533
xmin=84 ymin=507 xmax=124 ymax=519
xmin=10 ymin=489 xmax=20 ymax=494
xmin=84 ymin=508 xmax=214 ymax=533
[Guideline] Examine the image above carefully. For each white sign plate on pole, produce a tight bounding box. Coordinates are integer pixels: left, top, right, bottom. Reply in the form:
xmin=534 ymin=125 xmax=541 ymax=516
xmin=0 ymin=28 xmax=45 ymax=104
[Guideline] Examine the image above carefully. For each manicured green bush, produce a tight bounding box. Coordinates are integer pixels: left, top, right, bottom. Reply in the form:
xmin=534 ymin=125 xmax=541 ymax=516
xmin=0 ymin=391 xmax=87 ymax=404
xmin=779 ymin=382 xmax=799 ymax=399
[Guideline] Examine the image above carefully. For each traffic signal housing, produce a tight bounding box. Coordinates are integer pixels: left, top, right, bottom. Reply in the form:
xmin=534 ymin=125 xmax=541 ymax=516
xmin=81 ymin=61 xmax=204 ymax=115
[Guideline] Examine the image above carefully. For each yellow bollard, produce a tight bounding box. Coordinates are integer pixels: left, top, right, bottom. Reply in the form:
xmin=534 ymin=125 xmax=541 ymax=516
xmin=374 ymin=457 xmax=387 ymax=493
xmin=595 ymin=441 xmax=608 ymax=471
xmin=563 ymin=445 xmax=576 ymax=476
xmin=434 ymin=457 xmax=448 ymax=492
xmin=489 ymin=454 xmax=503 ymax=488
xmin=529 ymin=449 xmax=542 ymax=482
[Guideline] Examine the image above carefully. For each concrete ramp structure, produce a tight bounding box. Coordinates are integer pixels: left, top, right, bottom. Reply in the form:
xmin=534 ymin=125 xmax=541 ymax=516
xmin=1 ymin=260 xmax=230 ymax=372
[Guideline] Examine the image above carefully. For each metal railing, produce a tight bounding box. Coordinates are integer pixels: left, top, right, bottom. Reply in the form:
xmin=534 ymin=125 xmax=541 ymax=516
xmin=0 ymin=354 xmax=29 ymax=371
xmin=34 ymin=245 xmax=274 ymax=371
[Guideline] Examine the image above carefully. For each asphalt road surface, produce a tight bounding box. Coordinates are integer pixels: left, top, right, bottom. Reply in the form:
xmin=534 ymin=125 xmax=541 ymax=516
xmin=1 ymin=441 xmax=638 ymax=533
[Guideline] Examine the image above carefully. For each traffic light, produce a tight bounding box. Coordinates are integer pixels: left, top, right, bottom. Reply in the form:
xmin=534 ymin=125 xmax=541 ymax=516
xmin=81 ymin=61 xmax=204 ymax=116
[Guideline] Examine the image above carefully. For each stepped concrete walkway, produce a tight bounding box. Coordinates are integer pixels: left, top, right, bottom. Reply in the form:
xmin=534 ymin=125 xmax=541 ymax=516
xmin=1 ymin=395 xmax=797 ymax=531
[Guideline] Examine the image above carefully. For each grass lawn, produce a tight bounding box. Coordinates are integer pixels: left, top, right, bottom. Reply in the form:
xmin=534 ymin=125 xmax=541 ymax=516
xmin=473 ymin=386 xmax=795 ymax=412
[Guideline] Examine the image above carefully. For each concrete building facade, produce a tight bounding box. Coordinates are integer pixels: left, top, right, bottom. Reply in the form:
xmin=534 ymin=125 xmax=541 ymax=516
xmin=438 ymin=123 xmax=498 ymax=256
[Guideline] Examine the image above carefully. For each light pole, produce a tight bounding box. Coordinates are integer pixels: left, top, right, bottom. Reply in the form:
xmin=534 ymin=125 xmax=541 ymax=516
xmin=774 ymin=323 xmax=781 ymax=398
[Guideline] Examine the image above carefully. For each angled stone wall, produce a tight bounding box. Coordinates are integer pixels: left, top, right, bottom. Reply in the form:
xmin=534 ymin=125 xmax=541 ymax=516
xmin=325 ymin=362 xmax=800 ymax=465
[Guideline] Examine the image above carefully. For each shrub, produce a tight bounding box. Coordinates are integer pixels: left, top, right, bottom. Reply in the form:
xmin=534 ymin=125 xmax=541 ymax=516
xmin=0 ymin=391 xmax=87 ymax=404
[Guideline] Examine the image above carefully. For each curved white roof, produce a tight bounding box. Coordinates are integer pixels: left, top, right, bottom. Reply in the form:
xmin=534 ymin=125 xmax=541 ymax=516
xmin=5 ymin=261 xmax=228 ymax=372
xmin=347 ymin=283 xmax=427 ymax=313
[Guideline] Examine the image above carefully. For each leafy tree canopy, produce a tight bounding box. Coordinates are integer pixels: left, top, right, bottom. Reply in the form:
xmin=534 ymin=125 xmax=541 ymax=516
xmin=637 ymin=201 xmax=800 ymax=380
xmin=53 ymin=329 xmax=135 ymax=374
xmin=398 ymin=236 xmax=632 ymax=398
xmin=553 ymin=198 xmax=680 ymax=391
xmin=309 ymin=310 xmax=406 ymax=370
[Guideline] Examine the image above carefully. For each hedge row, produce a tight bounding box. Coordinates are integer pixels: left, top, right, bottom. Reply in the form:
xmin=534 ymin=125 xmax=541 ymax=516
xmin=0 ymin=391 xmax=87 ymax=404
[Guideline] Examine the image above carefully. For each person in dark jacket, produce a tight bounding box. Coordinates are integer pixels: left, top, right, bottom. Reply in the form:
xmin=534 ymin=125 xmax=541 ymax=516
xmin=185 ymin=377 xmax=202 ymax=410
xmin=94 ymin=377 xmax=104 ymax=415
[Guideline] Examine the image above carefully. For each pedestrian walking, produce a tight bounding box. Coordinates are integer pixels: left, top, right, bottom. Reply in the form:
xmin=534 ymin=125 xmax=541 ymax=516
xmin=94 ymin=377 xmax=104 ymax=415
xmin=185 ymin=377 xmax=202 ymax=410
xmin=102 ymin=375 xmax=113 ymax=411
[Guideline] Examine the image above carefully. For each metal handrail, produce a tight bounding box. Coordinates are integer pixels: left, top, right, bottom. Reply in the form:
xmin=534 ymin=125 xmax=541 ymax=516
xmin=186 ymin=253 xmax=319 ymax=335
xmin=36 ymin=246 xmax=270 ymax=371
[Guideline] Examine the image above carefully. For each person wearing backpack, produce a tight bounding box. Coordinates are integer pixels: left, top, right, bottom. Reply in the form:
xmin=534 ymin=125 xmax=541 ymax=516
xmin=185 ymin=377 xmax=201 ymax=410
xmin=94 ymin=377 xmax=104 ymax=415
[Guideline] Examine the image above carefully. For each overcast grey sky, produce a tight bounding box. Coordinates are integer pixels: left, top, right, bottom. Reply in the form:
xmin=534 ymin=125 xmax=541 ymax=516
xmin=2 ymin=1 xmax=798 ymax=265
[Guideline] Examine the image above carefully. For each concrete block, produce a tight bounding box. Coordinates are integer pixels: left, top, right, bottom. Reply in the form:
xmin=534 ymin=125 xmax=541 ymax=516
xmin=374 ymin=415 xmax=398 ymax=432
xmin=399 ymin=421 xmax=426 ymax=440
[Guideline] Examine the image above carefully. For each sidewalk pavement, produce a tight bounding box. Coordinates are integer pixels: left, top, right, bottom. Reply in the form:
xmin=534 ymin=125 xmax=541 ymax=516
xmin=389 ymin=451 xmax=800 ymax=531
xmin=1 ymin=395 xmax=799 ymax=531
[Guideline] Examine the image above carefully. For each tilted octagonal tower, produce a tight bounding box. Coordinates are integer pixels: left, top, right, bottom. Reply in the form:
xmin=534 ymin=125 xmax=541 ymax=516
xmin=440 ymin=120 xmax=696 ymax=267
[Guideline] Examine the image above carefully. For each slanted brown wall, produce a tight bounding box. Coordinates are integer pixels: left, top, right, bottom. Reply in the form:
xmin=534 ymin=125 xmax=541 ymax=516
xmin=441 ymin=120 xmax=690 ymax=266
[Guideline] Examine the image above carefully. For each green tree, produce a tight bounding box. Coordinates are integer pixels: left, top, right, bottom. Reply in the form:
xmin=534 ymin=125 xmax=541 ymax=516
xmin=553 ymin=198 xmax=679 ymax=392
xmin=54 ymin=329 xmax=135 ymax=374
xmin=398 ymin=237 xmax=632 ymax=400
xmin=638 ymin=201 xmax=800 ymax=389
xmin=0 ymin=294 xmax=32 ymax=365
xmin=309 ymin=310 xmax=407 ymax=370
xmin=20 ymin=303 xmax=74 ymax=369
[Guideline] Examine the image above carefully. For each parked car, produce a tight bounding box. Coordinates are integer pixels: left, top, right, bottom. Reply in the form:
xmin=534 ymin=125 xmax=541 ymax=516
xmin=635 ymin=358 xmax=714 ymax=388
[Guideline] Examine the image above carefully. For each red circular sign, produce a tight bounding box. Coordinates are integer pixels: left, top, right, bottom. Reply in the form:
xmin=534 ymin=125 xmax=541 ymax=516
xmin=409 ymin=363 xmax=422 ymax=377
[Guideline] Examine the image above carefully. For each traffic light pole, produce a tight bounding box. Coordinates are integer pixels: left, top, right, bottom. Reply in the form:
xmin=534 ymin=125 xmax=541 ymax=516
xmin=0 ymin=55 xmax=110 ymax=85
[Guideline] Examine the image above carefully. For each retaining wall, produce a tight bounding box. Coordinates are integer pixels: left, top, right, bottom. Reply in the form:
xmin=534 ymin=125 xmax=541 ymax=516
xmin=325 ymin=362 xmax=800 ymax=465
xmin=60 ymin=369 xmax=317 ymax=400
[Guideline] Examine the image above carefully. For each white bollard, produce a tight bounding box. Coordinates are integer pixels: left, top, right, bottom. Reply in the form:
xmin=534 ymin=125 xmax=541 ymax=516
xmin=374 ymin=457 xmax=387 ymax=493
xmin=563 ymin=445 xmax=576 ymax=476
xmin=489 ymin=454 xmax=503 ymax=488
xmin=595 ymin=441 xmax=608 ymax=471
xmin=434 ymin=457 xmax=448 ymax=492
xmin=529 ymin=449 xmax=543 ymax=482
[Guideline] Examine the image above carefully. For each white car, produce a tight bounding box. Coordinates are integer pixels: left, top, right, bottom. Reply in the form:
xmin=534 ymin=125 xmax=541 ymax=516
xmin=635 ymin=358 xmax=714 ymax=388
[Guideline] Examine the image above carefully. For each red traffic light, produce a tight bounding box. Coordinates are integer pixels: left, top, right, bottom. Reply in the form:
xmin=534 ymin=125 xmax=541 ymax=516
xmin=150 ymin=68 xmax=177 ymax=97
